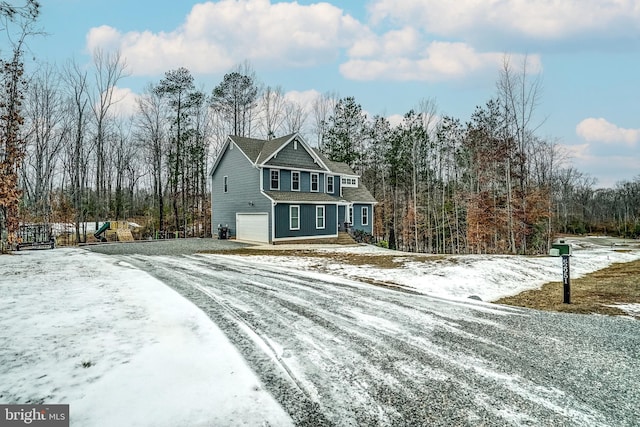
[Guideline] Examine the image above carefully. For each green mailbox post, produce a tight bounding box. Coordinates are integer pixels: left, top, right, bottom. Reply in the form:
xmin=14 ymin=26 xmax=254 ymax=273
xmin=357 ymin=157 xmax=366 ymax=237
xmin=550 ymin=240 xmax=572 ymax=304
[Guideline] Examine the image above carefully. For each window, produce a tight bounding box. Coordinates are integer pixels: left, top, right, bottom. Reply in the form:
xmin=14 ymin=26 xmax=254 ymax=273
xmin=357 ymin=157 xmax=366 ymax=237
xmin=223 ymin=176 xmax=228 ymax=193
xmin=270 ymin=170 xmax=280 ymax=190
xmin=361 ymin=206 xmax=369 ymax=226
xmin=291 ymin=171 xmax=300 ymax=191
xmin=348 ymin=206 xmax=353 ymax=225
xmin=341 ymin=177 xmax=357 ymax=187
xmin=316 ymin=206 xmax=325 ymax=229
xmin=290 ymin=205 xmax=300 ymax=230
xmin=327 ymin=176 xmax=334 ymax=193
xmin=311 ymin=173 xmax=319 ymax=192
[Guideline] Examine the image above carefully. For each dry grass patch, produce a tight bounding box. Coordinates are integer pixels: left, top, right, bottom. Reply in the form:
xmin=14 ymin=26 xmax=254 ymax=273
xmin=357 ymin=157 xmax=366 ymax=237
xmin=496 ymin=259 xmax=640 ymax=317
xmin=198 ymin=247 xmax=442 ymax=269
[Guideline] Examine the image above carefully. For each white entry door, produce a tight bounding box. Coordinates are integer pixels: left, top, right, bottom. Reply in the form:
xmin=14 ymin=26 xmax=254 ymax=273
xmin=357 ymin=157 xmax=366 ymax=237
xmin=236 ymin=213 xmax=269 ymax=243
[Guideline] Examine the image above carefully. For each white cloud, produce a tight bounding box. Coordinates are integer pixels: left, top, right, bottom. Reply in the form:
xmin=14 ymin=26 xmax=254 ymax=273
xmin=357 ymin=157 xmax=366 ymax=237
xmin=576 ymin=118 xmax=640 ymax=146
xmin=558 ymin=142 xmax=640 ymax=187
xmin=368 ymin=0 xmax=640 ymax=41
xmin=284 ymin=89 xmax=322 ymax=111
xmin=105 ymin=86 xmax=139 ymax=118
xmin=341 ymin=41 xmax=539 ymax=81
xmin=348 ymin=27 xmax=421 ymax=59
xmin=562 ymin=143 xmax=592 ymax=162
xmin=86 ymin=0 xmax=367 ymax=76
xmin=85 ymin=0 xmax=545 ymax=83
xmin=387 ymin=114 xmax=404 ymax=127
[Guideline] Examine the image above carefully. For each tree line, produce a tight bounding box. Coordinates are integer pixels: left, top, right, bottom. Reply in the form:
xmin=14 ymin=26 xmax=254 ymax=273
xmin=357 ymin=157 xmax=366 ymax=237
xmin=1 ymin=2 xmax=638 ymax=253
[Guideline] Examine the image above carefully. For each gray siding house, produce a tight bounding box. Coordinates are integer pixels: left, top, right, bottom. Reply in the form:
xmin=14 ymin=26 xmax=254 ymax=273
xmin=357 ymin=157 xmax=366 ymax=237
xmin=210 ymin=133 xmax=377 ymax=243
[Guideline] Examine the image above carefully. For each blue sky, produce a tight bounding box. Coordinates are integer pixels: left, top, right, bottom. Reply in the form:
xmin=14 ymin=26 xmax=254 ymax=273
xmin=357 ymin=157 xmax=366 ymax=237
xmin=22 ymin=0 xmax=640 ymax=188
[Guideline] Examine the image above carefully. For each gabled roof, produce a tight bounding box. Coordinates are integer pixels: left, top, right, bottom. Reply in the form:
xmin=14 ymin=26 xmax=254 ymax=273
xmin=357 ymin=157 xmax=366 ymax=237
xmin=257 ymin=134 xmax=329 ymax=171
xmin=312 ymin=149 xmax=358 ymax=176
xmin=229 ymin=135 xmax=268 ymax=163
xmin=255 ymin=134 xmax=294 ymax=164
xmin=221 ymin=134 xmax=330 ymax=172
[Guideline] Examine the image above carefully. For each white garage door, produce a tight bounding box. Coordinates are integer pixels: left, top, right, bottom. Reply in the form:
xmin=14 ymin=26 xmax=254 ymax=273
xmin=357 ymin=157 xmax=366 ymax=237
xmin=236 ymin=213 xmax=269 ymax=243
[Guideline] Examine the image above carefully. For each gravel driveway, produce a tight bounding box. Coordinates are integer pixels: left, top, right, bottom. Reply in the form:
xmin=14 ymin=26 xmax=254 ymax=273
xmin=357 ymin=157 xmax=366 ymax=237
xmin=83 ymin=237 xmax=251 ymax=256
xmin=86 ymin=241 xmax=640 ymax=426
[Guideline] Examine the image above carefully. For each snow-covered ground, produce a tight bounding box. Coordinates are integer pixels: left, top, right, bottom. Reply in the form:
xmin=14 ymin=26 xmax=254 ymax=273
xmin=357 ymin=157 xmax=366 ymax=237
xmin=0 ymin=248 xmax=292 ymax=427
xmin=233 ymin=236 xmax=640 ymax=315
xmin=1 ymin=237 xmax=639 ymax=425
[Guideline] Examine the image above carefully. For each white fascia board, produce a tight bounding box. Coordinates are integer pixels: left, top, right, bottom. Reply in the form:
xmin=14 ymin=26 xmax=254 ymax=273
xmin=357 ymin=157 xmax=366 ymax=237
xmin=259 ymin=133 xmax=330 ymax=172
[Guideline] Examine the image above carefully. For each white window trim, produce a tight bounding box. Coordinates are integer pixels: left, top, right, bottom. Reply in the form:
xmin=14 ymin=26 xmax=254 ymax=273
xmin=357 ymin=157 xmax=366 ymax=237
xmin=223 ymin=175 xmax=228 ymax=193
xmin=290 ymin=205 xmax=300 ymax=230
xmin=291 ymin=171 xmax=300 ymax=191
xmin=311 ymin=173 xmax=319 ymax=192
xmin=341 ymin=176 xmax=358 ymax=188
xmin=326 ymin=176 xmax=334 ymax=194
xmin=316 ymin=205 xmax=325 ymax=229
xmin=270 ymin=169 xmax=280 ymax=190
xmin=361 ymin=206 xmax=369 ymax=226
xmin=348 ymin=206 xmax=353 ymax=225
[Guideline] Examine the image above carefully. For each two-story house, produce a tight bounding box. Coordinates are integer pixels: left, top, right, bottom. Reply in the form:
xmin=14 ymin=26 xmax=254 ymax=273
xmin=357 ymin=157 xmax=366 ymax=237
xmin=210 ymin=133 xmax=376 ymax=243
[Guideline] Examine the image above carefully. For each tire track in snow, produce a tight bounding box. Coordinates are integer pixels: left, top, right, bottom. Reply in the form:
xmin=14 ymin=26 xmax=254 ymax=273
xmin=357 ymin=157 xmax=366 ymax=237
xmin=119 ymin=252 xmax=637 ymax=427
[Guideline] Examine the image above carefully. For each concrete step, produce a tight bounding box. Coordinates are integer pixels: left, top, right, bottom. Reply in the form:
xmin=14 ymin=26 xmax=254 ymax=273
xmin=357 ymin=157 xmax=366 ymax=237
xmin=337 ymin=232 xmax=356 ymax=244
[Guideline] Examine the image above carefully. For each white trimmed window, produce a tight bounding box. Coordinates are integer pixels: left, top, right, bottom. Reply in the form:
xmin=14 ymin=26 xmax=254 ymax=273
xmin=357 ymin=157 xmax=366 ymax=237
xmin=349 ymin=206 xmax=353 ymax=225
xmin=361 ymin=206 xmax=369 ymax=226
xmin=270 ymin=170 xmax=280 ymax=190
xmin=291 ymin=171 xmax=300 ymax=191
xmin=316 ymin=206 xmax=325 ymax=229
xmin=341 ymin=177 xmax=357 ymax=187
xmin=327 ymin=176 xmax=334 ymax=194
xmin=290 ymin=205 xmax=300 ymax=230
xmin=311 ymin=173 xmax=319 ymax=192
xmin=223 ymin=176 xmax=228 ymax=193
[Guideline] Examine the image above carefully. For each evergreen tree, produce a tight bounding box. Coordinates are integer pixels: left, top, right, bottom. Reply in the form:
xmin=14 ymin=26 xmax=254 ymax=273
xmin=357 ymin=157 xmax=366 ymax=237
xmin=321 ymin=97 xmax=367 ymax=172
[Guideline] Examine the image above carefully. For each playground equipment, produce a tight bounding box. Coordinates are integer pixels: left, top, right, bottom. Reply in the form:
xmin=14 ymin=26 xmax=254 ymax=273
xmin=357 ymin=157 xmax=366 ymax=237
xmin=16 ymin=224 xmax=55 ymax=250
xmin=93 ymin=221 xmax=135 ymax=242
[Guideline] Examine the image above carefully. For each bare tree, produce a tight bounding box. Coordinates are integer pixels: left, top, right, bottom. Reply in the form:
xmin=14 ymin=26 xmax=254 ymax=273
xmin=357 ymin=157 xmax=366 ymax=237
xmin=90 ymin=48 xmax=128 ymax=224
xmin=311 ymin=91 xmax=338 ymax=148
xmin=258 ymin=85 xmax=285 ymax=139
xmin=22 ymin=63 xmax=67 ymax=220
xmin=497 ymin=54 xmax=544 ymax=253
xmin=135 ymin=83 xmax=168 ymax=232
xmin=283 ymin=98 xmax=308 ymax=136
xmin=61 ymin=59 xmax=90 ymax=243
xmin=415 ymin=98 xmax=438 ymax=252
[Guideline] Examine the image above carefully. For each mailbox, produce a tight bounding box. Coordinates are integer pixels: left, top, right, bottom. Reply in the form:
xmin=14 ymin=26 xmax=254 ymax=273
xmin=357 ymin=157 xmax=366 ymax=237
xmin=550 ymin=240 xmax=572 ymax=256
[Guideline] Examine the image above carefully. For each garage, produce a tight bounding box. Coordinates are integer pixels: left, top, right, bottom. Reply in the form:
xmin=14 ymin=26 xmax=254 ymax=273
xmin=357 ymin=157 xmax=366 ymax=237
xmin=236 ymin=213 xmax=269 ymax=243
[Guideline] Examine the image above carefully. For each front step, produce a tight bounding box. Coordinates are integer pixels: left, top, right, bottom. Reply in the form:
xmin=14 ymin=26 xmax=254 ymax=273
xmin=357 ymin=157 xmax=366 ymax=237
xmin=336 ymin=231 xmax=356 ymax=244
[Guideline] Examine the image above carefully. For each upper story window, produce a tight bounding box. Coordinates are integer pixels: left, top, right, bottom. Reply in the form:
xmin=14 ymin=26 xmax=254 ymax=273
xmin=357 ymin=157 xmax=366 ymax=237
xmin=223 ymin=176 xmax=228 ymax=193
xmin=341 ymin=177 xmax=357 ymax=187
xmin=311 ymin=173 xmax=319 ymax=192
xmin=270 ymin=169 xmax=280 ymax=190
xmin=292 ymin=171 xmax=300 ymax=191
xmin=327 ymin=176 xmax=334 ymax=194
